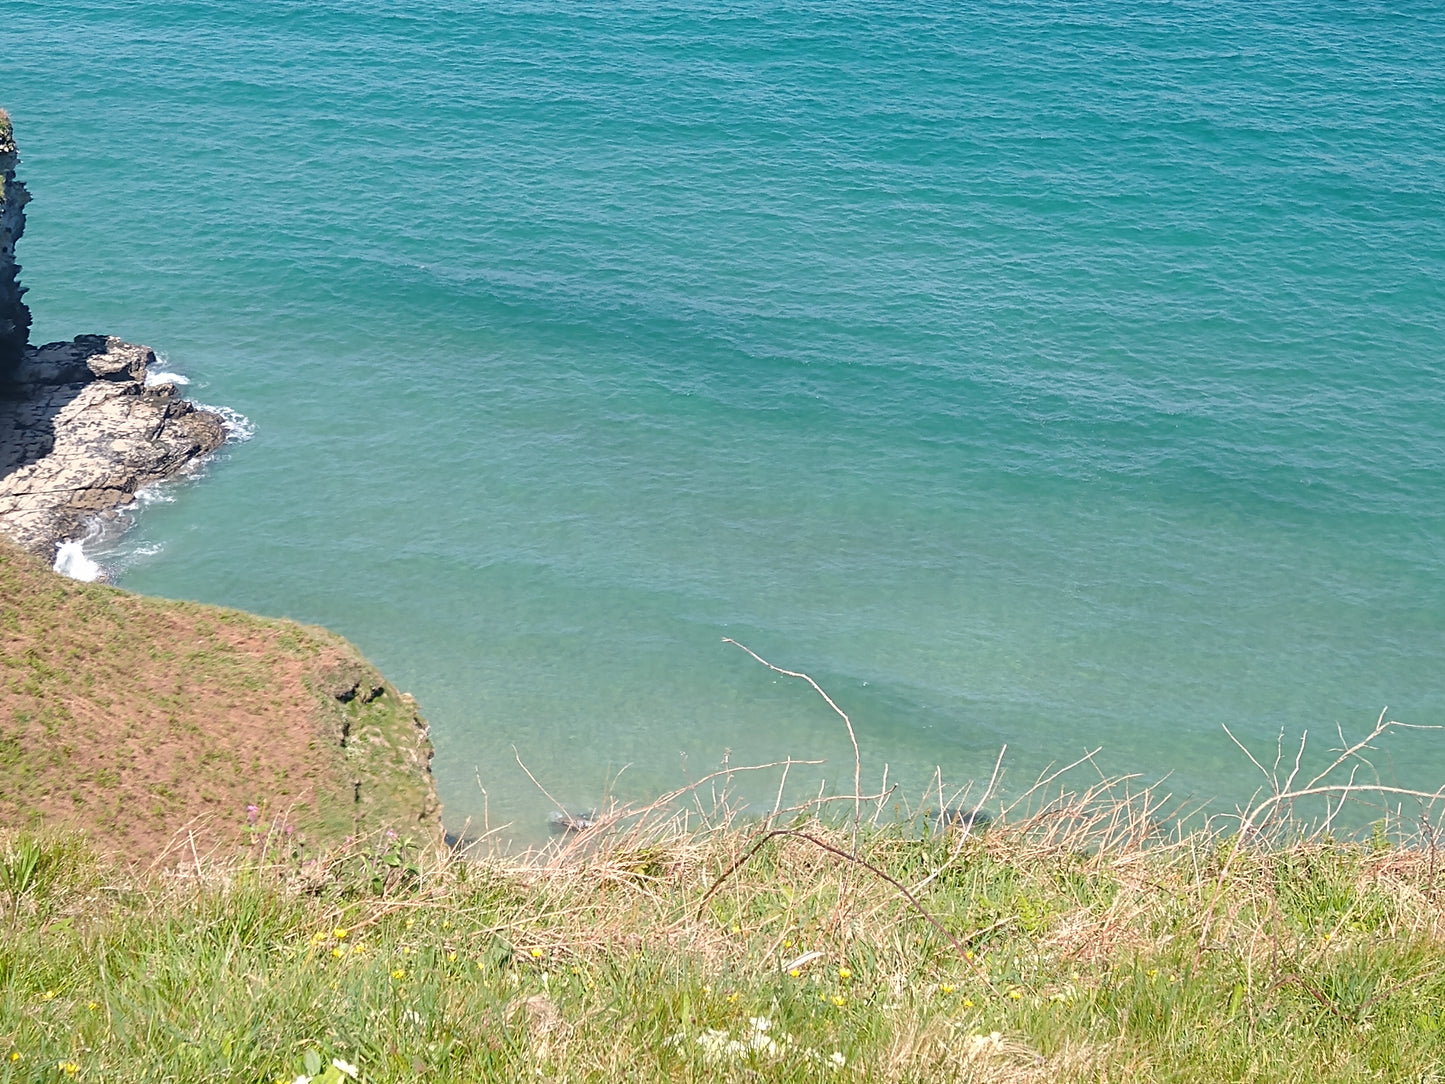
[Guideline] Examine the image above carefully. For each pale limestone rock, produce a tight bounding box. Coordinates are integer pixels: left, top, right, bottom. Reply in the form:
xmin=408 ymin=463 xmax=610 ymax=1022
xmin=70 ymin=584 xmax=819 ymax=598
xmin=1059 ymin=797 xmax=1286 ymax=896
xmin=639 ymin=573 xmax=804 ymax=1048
xmin=0 ymin=335 xmax=225 ymax=556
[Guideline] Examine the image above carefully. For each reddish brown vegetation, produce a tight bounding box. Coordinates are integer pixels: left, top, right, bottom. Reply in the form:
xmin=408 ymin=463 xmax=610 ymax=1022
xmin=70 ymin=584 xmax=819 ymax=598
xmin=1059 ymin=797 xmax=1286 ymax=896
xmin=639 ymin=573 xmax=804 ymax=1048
xmin=0 ymin=539 xmax=439 ymax=862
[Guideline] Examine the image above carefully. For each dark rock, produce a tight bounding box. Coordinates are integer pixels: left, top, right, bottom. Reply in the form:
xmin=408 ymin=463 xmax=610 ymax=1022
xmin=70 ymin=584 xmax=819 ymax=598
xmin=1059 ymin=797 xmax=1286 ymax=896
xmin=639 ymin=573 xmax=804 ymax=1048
xmin=935 ymin=807 xmax=992 ymax=832
xmin=547 ymin=809 xmax=599 ymax=835
xmin=324 ymin=660 xmax=385 ymax=704
xmin=0 ymin=113 xmax=32 ymax=380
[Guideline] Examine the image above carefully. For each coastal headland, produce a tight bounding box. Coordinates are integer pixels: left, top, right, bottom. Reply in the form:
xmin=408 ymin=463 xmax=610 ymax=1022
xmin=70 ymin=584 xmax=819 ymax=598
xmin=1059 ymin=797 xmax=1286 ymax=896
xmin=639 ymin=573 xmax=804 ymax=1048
xmin=2 ymin=109 xmax=226 ymax=561
xmin=0 ymin=108 xmax=441 ymax=857
xmin=0 ymin=536 xmax=443 ymax=858
xmin=0 ymin=335 xmax=226 ymax=558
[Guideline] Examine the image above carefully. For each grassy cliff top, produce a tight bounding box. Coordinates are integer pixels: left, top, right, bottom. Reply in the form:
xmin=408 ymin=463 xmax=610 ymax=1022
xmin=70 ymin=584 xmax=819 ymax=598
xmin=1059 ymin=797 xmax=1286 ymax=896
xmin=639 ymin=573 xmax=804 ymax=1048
xmin=0 ymin=538 xmax=440 ymax=861
xmin=2 ymin=795 xmax=1444 ymax=1081
xmin=3 ymin=509 xmax=1443 ymax=1078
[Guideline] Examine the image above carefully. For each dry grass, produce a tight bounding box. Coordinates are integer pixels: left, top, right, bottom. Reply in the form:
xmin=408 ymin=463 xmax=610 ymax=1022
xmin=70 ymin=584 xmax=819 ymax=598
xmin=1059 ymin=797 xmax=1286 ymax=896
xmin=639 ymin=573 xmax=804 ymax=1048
xmin=6 ymin=762 xmax=1445 ymax=1082
xmin=3 ymin=580 xmax=1443 ymax=1079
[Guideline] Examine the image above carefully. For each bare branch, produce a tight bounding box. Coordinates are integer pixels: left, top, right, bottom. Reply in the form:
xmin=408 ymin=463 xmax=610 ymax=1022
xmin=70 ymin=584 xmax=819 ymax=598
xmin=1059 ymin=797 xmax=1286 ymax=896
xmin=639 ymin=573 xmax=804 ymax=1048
xmin=722 ymin=638 xmax=863 ymax=837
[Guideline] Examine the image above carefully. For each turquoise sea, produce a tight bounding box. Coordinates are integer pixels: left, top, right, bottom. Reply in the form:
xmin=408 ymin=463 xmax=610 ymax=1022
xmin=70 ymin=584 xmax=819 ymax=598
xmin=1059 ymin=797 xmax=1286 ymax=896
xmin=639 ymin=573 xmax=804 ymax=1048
xmin=6 ymin=1 xmax=1445 ymax=841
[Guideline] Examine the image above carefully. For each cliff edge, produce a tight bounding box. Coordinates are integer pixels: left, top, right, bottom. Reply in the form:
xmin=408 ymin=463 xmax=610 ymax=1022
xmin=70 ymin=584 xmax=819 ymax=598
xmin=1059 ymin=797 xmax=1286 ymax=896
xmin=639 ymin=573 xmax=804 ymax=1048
xmin=0 ymin=536 xmax=443 ymax=860
xmin=0 ymin=110 xmax=442 ymax=859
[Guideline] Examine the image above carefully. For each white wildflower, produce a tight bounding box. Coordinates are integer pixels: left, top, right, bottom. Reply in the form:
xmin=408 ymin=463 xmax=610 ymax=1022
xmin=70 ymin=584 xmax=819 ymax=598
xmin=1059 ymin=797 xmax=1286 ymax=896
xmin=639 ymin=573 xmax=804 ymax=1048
xmin=964 ymin=1031 xmax=1005 ymax=1059
xmin=748 ymin=1032 xmax=779 ymax=1056
xmin=697 ymin=1028 xmax=733 ymax=1061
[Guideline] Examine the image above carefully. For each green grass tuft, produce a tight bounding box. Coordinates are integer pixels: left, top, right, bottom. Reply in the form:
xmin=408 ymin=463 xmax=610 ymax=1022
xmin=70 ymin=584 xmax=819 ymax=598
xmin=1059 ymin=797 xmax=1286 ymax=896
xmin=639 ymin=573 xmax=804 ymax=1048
xmin=3 ymin=795 xmax=1444 ymax=1082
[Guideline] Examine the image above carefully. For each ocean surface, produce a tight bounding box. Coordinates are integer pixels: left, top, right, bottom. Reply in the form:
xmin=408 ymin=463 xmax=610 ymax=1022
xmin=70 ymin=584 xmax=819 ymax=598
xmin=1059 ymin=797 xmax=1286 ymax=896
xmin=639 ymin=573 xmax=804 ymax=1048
xmin=6 ymin=0 xmax=1445 ymax=842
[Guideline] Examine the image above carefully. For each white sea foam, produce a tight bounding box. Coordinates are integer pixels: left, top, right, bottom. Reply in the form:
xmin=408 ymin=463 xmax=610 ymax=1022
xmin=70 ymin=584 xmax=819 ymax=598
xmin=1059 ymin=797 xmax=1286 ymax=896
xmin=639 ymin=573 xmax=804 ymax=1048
xmin=53 ymin=540 xmax=102 ymax=582
xmin=197 ymin=402 xmax=256 ymax=443
xmin=134 ymin=484 xmax=177 ymax=504
xmin=145 ymin=370 xmax=191 ymax=387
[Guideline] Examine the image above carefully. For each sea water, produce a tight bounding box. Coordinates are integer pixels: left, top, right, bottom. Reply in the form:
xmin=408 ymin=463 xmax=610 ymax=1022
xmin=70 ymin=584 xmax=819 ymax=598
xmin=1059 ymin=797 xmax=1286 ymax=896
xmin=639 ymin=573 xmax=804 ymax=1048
xmin=6 ymin=0 xmax=1444 ymax=841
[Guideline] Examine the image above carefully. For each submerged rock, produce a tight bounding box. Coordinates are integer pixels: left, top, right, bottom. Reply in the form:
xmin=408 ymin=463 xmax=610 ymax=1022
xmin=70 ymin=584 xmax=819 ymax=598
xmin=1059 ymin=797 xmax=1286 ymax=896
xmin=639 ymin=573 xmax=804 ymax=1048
xmin=547 ymin=809 xmax=600 ymax=835
xmin=935 ymin=806 xmax=992 ymax=832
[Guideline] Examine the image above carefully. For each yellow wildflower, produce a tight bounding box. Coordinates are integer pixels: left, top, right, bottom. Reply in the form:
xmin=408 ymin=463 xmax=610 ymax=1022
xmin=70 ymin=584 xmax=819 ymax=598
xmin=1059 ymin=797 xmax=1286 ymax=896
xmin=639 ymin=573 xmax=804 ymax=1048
xmin=447 ymin=952 xmax=458 ymax=962
xmin=58 ymin=1062 xmax=79 ymax=1077
xmin=41 ymin=990 xmax=57 ymax=1001
xmin=1008 ymin=990 xmax=1022 ymax=1000
xmin=333 ymin=928 xmax=349 ymax=940
xmin=831 ymin=995 xmax=846 ymax=1007
xmin=530 ymin=948 xmax=545 ymax=959
xmin=392 ymin=968 xmax=406 ymax=979
xmin=838 ymin=967 xmax=852 ymax=980
xmin=9 ymin=1052 xmax=20 ymax=1062
xmin=963 ymin=998 xmax=975 ymax=1008
xmin=331 ymin=948 xmax=345 ymax=958
xmin=941 ymin=984 xmax=956 ymax=994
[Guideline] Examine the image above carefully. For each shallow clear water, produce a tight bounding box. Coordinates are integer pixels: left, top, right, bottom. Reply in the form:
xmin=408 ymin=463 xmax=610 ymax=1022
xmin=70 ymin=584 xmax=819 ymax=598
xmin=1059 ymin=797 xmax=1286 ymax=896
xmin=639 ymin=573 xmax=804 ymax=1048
xmin=7 ymin=0 xmax=1445 ymax=840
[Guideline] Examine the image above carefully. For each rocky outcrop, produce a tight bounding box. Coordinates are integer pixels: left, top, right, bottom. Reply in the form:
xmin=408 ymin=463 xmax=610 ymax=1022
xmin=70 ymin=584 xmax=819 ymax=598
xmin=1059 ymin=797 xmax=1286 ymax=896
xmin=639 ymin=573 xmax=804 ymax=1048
xmin=0 ymin=109 xmax=32 ymax=378
xmin=0 ymin=108 xmax=228 ymax=558
xmin=0 ymin=335 xmax=225 ymax=556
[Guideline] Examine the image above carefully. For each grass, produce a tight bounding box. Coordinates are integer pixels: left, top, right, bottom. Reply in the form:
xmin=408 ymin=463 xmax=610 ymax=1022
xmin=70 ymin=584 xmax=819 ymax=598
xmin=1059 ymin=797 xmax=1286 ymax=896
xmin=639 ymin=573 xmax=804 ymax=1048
xmin=3 ymin=760 xmax=1444 ymax=1083
xmin=0 ymin=538 xmax=440 ymax=858
xmin=4 ymin=506 xmax=1442 ymax=1079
